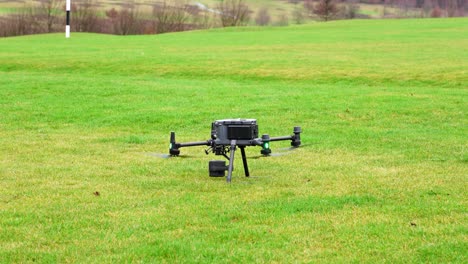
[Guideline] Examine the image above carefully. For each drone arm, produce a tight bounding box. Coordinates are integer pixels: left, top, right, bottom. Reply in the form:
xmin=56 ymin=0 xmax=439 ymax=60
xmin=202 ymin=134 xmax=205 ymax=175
xmin=269 ymin=135 xmax=294 ymax=142
xmin=264 ymin=127 xmax=301 ymax=145
xmin=169 ymin=131 xmax=212 ymax=156
xmin=178 ymin=141 xmax=212 ymax=148
xmin=257 ymin=127 xmax=301 ymax=155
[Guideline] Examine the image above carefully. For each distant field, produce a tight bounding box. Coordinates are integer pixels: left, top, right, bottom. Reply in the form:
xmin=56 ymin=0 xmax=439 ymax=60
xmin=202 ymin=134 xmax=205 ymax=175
xmin=0 ymin=0 xmax=293 ymax=11
xmin=0 ymin=0 xmax=413 ymax=20
xmin=0 ymin=0 xmax=300 ymax=22
xmin=0 ymin=18 xmax=467 ymax=262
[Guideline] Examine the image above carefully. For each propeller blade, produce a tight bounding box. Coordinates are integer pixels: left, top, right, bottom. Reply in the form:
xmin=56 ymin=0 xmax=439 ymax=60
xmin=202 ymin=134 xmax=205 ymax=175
xmin=248 ymin=143 xmax=310 ymax=159
xmin=277 ymin=143 xmax=311 ymax=152
xmin=249 ymin=154 xmax=269 ymax=159
xmin=248 ymin=153 xmax=288 ymax=159
xmin=147 ymin=153 xmax=171 ymax=158
xmin=270 ymin=152 xmax=290 ymax=157
xmin=145 ymin=153 xmax=195 ymax=159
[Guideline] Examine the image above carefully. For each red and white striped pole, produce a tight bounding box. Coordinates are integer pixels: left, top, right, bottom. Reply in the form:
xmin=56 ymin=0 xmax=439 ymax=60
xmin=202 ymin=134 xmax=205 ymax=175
xmin=65 ymin=0 xmax=71 ymax=38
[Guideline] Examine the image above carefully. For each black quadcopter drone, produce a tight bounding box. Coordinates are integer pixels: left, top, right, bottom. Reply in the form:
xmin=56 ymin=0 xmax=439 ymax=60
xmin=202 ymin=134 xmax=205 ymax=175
xmin=167 ymin=118 xmax=302 ymax=182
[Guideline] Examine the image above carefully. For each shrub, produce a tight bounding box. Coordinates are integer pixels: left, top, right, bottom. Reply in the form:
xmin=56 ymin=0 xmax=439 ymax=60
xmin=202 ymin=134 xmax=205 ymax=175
xmin=292 ymin=4 xmax=306 ymax=24
xmin=314 ymin=0 xmax=339 ymax=21
xmin=152 ymin=1 xmax=190 ymax=34
xmin=106 ymin=4 xmax=142 ymax=35
xmin=255 ymin=7 xmax=270 ymax=26
xmin=431 ymin=6 xmax=443 ymax=17
xmin=217 ymin=0 xmax=250 ymax=27
xmin=73 ymin=0 xmax=99 ymax=32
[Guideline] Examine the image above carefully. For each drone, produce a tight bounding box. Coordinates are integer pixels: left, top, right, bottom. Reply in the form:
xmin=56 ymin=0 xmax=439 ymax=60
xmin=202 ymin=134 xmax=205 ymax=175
xmin=167 ymin=118 xmax=302 ymax=182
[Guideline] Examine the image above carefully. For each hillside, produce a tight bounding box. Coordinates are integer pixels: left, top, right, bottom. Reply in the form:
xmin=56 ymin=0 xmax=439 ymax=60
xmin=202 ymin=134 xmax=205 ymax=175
xmin=1 ymin=18 xmax=467 ymax=85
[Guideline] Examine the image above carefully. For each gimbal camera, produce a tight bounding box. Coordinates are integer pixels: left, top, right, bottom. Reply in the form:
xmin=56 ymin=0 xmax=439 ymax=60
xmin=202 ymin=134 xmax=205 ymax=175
xmin=168 ymin=119 xmax=302 ymax=182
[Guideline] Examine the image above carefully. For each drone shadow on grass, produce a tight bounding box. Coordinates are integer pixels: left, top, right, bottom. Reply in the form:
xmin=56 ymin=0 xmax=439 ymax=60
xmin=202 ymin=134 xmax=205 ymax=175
xmin=249 ymin=143 xmax=312 ymax=159
xmin=145 ymin=143 xmax=311 ymax=160
xmin=145 ymin=153 xmax=196 ymax=159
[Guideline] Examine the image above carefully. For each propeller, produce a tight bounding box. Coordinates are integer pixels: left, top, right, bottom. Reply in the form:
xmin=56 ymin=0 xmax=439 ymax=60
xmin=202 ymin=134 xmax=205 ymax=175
xmin=249 ymin=152 xmax=290 ymax=159
xmin=276 ymin=143 xmax=312 ymax=152
xmin=249 ymin=143 xmax=311 ymax=159
xmin=145 ymin=153 xmax=195 ymax=159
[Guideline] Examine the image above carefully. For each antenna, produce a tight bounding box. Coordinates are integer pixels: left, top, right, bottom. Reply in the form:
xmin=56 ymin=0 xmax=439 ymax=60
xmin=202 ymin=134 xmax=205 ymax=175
xmin=66 ymin=0 xmax=71 ymax=38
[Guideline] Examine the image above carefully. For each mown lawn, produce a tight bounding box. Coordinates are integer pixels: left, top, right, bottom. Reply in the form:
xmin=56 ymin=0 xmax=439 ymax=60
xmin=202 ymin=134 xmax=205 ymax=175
xmin=0 ymin=18 xmax=467 ymax=262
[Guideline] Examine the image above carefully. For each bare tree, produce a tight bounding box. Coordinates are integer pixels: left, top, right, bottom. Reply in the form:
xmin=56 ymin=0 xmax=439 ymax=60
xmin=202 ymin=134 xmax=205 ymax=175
xmin=395 ymin=0 xmax=412 ymax=17
xmin=104 ymin=8 xmax=118 ymax=33
xmin=74 ymin=0 xmax=99 ymax=32
xmin=18 ymin=6 xmax=40 ymax=35
xmin=431 ymin=5 xmax=443 ymax=16
xmin=304 ymin=0 xmax=315 ymax=17
xmin=456 ymin=0 xmax=466 ymax=16
xmin=0 ymin=10 xmax=29 ymax=37
xmin=217 ymin=0 xmax=250 ymax=27
xmin=153 ymin=1 xmax=190 ymax=34
xmin=153 ymin=2 xmax=173 ymax=33
xmin=106 ymin=3 xmax=141 ymax=35
xmin=120 ymin=5 xmax=141 ymax=35
xmin=275 ymin=12 xmax=289 ymax=26
xmin=36 ymin=0 xmax=62 ymax=32
xmin=314 ymin=0 xmax=339 ymax=21
xmin=292 ymin=4 xmax=306 ymax=24
xmin=192 ymin=9 xmax=213 ymax=30
xmin=255 ymin=7 xmax=270 ymax=26
xmin=421 ymin=0 xmax=434 ymax=17
xmin=446 ymin=0 xmax=459 ymax=16
xmin=342 ymin=1 xmax=360 ymax=19
xmin=0 ymin=3 xmax=47 ymax=37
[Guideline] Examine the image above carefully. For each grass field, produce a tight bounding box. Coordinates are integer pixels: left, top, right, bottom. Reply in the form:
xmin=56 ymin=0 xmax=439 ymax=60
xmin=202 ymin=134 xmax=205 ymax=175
xmin=0 ymin=18 xmax=467 ymax=262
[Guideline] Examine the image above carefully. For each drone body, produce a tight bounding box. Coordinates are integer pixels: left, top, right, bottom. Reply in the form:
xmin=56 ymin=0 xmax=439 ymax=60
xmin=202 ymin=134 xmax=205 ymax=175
xmin=169 ymin=119 xmax=301 ymax=182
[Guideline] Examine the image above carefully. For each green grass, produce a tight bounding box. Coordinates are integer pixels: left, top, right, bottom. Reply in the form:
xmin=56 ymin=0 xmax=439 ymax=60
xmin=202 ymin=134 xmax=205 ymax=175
xmin=0 ymin=18 xmax=467 ymax=262
xmin=0 ymin=6 xmax=20 ymax=14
